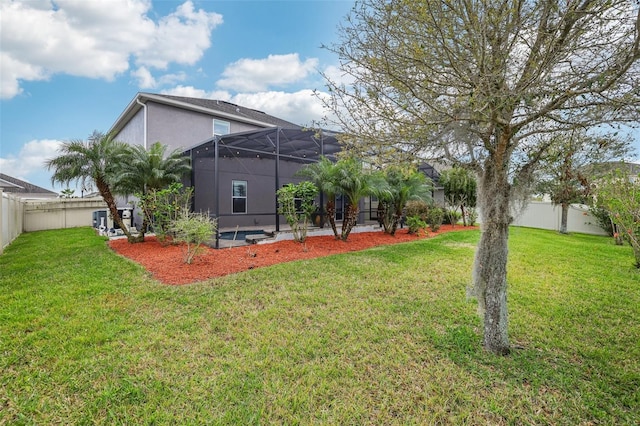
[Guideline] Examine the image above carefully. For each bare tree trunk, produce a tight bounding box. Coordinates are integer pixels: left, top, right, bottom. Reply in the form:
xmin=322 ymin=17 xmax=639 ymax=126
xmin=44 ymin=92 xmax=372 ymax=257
xmin=471 ymin=163 xmax=512 ymax=355
xmin=341 ymin=203 xmax=359 ymax=241
xmin=326 ymin=198 xmax=340 ymax=240
xmin=560 ymin=203 xmax=569 ymax=234
xmin=390 ymin=205 xmax=402 ymax=236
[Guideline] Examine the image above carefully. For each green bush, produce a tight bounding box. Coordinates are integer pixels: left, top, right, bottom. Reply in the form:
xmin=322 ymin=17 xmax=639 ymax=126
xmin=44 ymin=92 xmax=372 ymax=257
xmin=405 ymin=199 xmax=430 ymax=221
xmin=137 ymin=183 xmax=193 ymax=243
xmin=406 ymin=215 xmax=428 ymax=235
xmin=589 ymin=205 xmax=615 ymax=236
xmin=443 ymin=209 xmax=462 ymax=225
xmin=171 ymin=211 xmax=217 ymax=264
xmin=465 ymin=208 xmax=478 ymax=226
xmin=427 ymin=207 xmax=445 ymax=232
xmin=277 ymin=181 xmax=319 ymax=243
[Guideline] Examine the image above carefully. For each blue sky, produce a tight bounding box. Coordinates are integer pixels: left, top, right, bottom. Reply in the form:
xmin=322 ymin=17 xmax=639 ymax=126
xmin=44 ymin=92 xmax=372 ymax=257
xmin=0 ymin=0 xmax=355 ymax=193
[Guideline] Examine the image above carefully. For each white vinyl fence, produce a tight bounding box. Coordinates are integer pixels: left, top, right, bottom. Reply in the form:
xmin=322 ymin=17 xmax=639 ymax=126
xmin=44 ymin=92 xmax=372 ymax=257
xmin=1 ymin=194 xmax=108 ymax=254
xmin=1 ymin=190 xmax=25 ymax=254
xmin=512 ymin=201 xmax=607 ymax=236
xmin=23 ymin=197 xmax=107 ymax=232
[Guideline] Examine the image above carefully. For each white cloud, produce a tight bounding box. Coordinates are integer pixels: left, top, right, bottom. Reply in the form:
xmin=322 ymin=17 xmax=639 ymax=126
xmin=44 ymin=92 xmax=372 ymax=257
xmin=230 ymin=90 xmax=327 ymax=126
xmin=217 ymin=54 xmax=319 ymax=92
xmin=0 ymin=0 xmax=222 ymax=99
xmin=0 ymin=139 xmax=62 ymax=181
xmin=161 ymin=85 xmax=232 ymax=100
xmin=131 ymin=67 xmax=157 ymax=89
xmin=136 ymin=1 xmax=222 ymax=69
xmin=162 ymin=85 xmax=327 ymax=126
xmin=132 ymin=67 xmax=187 ymax=89
xmin=0 ymin=52 xmax=47 ymax=99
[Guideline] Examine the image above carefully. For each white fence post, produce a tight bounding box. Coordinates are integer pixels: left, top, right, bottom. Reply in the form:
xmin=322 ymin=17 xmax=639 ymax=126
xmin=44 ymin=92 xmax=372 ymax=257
xmin=0 ymin=189 xmax=4 ymax=255
xmin=1 ymin=190 xmax=27 ymax=255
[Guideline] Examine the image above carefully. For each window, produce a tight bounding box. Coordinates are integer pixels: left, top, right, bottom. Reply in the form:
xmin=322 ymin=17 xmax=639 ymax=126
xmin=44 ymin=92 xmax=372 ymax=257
xmin=213 ymin=119 xmax=230 ymax=136
xmin=232 ymin=180 xmax=247 ymax=214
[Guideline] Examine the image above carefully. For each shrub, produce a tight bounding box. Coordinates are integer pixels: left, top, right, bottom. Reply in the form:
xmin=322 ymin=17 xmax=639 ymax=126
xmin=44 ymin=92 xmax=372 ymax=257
xmin=427 ymin=207 xmax=445 ymax=232
xmin=465 ymin=207 xmax=478 ymax=226
xmin=443 ymin=209 xmax=462 ymax=225
xmin=405 ymin=199 xmax=430 ymax=221
xmin=277 ymin=181 xmax=319 ymax=243
xmin=171 ymin=211 xmax=217 ymax=264
xmin=406 ymin=215 xmax=428 ymax=235
xmin=137 ymin=183 xmax=193 ymax=244
xmin=589 ymin=205 xmax=616 ymax=236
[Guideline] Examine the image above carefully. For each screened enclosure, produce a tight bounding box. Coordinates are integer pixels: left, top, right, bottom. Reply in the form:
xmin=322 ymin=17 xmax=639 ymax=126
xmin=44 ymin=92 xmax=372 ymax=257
xmin=184 ymin=127 xmax=343 ymax=233
xmin=184 ymin=126 xmax=442 ymax=247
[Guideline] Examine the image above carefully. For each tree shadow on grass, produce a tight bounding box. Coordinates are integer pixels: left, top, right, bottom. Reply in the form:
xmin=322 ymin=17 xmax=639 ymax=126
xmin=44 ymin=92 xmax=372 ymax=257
xmin=423 ymin=324 xmax=638 ymax=423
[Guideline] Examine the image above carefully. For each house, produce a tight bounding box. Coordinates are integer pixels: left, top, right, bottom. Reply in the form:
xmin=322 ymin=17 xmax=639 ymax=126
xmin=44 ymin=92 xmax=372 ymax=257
xmin=0 ymin=173 xmax=58 ymax=199
xmin=109 ymin=92 xmax=299 ymax=152
xmin=108 ymin=93 xmax=441 ymax=237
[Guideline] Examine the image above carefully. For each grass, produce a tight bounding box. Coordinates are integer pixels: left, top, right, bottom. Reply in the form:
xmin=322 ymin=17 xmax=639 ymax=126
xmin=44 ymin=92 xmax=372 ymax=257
xmin=1 ymin=226 xmax=638 ymax=424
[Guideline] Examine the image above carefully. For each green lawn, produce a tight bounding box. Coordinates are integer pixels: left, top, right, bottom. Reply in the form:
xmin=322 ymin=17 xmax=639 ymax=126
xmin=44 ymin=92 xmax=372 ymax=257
xmin=1 ymin=227 xmax=638 ymax=424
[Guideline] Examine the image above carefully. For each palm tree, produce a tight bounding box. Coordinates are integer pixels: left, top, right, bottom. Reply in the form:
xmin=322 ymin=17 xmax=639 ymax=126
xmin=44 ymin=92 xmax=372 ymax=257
xmin=439 ymin=167 xmax=477 ymax=227
xmin=296 ymin=156 xmax=341 ymax=239
xmin=112 ymin=142 xmax=191 ymax=241
xmin=375 ymin=167 xmax=433 ymax=235
xmin=334 ymin=158 xmax=376 ymax=241
xmin=45 ymin=132 xmax=136 ymax=242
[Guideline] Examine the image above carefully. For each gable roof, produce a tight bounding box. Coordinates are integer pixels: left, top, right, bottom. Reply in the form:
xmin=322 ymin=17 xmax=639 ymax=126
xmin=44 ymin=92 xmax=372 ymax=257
xmin=109 ymin=92 xmax=300 ymax=136
xmin=0 ymin=173 xmax=57 ymax=195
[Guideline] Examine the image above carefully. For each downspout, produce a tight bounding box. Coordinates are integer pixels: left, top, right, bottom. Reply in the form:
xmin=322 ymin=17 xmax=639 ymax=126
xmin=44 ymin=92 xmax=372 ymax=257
xmin=135 ymin=97 xmax=148 ymax=149
xmin=275 ymin=128 xmax=280 ymax=232
xmin=319 ymin=129 xmax=324 ymax=227
xmin=214 ymin=137 xmax=220 ymax=249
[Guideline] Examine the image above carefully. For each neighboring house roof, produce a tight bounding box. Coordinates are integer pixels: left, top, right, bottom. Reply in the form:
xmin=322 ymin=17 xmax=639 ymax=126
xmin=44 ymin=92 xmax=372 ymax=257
xmin=0 ymin=173 xmax=57 ymax=195
xmin=0 ymin=176 xmax=23 ymax=190
xmin=109 ymin=92 xmax=300 ymax=137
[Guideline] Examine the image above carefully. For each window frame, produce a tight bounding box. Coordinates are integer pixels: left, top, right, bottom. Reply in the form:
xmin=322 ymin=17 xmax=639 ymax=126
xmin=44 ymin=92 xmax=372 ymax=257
xmin=213 ymin=119 xmax=231 ymax=136
xmin=232 ymin=180 xmax=248 ymax=214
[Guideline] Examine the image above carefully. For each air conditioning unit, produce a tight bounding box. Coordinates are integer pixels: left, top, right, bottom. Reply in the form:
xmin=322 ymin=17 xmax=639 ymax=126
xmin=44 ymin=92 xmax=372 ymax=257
xmin=92 ymin=208 xmax=134 ymax=233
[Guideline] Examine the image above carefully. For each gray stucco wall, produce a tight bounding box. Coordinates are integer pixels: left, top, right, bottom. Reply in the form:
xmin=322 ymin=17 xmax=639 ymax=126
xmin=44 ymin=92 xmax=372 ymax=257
xmin=192 ymin=155 xmax=309 ymax=229
xmin=146 ymin=102 xmax=267 ymax=152
xmin=114 ymin=109 xmax=144 ymax=145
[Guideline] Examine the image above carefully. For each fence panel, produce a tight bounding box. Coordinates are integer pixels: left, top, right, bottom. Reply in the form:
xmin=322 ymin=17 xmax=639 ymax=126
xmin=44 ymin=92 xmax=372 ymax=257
xmin=1 ymin=191 xmax=25 ymax=254
xmin=23 ymin=198 xmax=108 ymax=232
xmin=512 ymin=201 xmax=607 ymax=235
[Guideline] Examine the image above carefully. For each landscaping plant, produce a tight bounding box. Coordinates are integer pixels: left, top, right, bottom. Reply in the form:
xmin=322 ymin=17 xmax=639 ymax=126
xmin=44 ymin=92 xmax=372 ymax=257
xmin=277 ymin=181 xmax=319 ymax=243
xmin=296 ymin=157 xmax=341 ymax=239
xmin=170 ymin=210 xmax=217 ymax=264
xmin=439 ymin=167 xmax=477 ymax=227
xmin=426 ymin=206 xmax=445 ymax=232
xmin=592 ymin=169 xmax=640 ymax=267
xmin=45 ymin=131 xmax=137 ymax=242
xmin=373 ymin=167 xmax=432 ymax=236
xmin=137 ymin=183 xmax=193 ymax=244
xmin=406 ymin=215 xmax=428 ymax=235
xmin=333 ymin=158 xmax=376 ymax=241
xmin=113 ymin=142 xmax=191 ymax=241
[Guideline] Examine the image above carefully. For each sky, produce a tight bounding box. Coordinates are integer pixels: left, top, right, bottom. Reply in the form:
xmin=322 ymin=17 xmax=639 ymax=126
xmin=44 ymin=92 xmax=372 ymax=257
xmin=0 ymin=0 xmax=355 ymax=193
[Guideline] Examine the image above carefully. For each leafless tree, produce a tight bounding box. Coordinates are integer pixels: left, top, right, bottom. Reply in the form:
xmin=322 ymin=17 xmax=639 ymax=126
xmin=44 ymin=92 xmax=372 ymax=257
xmin=535 ymin=130 xmax=633 ymax=234
xmin=321 ymin=0 xmax=640 ymax=354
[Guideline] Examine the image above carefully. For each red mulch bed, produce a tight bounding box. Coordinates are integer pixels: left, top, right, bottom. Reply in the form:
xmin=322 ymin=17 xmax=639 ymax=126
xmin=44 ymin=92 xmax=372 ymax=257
xmin=108 ymin=225 xmax=475 ymax=285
